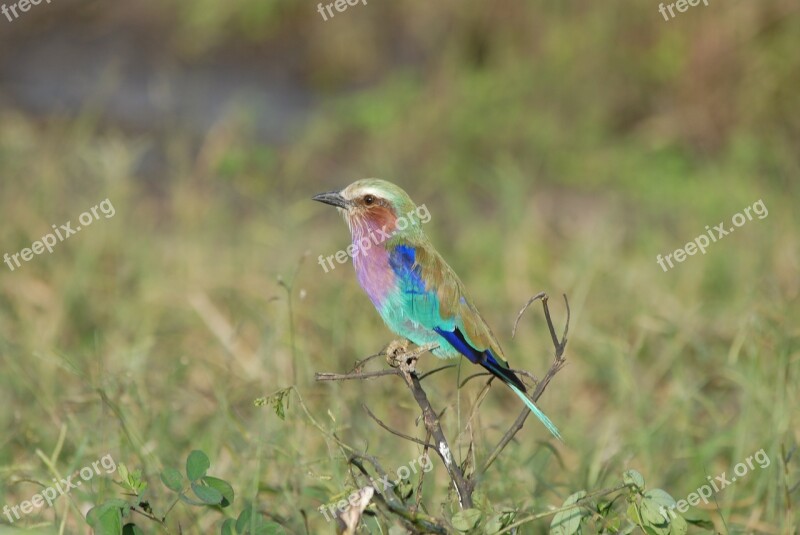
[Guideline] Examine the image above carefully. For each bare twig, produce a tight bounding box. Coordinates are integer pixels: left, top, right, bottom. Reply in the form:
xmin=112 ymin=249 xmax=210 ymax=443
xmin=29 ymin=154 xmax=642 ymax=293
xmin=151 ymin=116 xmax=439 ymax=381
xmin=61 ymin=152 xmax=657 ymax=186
xmin=415 ymin=434 xmax=432 ymax=511
xmin=362 ymin=404 xmax=437 ymax=449
xmin=315 ymin=369 xmax=400 ymax=382
xmin=418 ymin=364 xmax=457 ymax=381
xmin=459 ymin=371 xmax=493 ymax=388
xmin=348 ymin=351 xmax=385 ymax=374
xmin=480 ymin=294 xmax=570 ymax=476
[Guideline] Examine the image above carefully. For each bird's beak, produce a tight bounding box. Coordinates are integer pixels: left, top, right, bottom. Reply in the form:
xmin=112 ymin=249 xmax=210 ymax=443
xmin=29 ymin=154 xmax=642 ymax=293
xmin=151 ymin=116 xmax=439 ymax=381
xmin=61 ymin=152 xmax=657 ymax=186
xmin=312 ymin=190 xmax=349 ymax=209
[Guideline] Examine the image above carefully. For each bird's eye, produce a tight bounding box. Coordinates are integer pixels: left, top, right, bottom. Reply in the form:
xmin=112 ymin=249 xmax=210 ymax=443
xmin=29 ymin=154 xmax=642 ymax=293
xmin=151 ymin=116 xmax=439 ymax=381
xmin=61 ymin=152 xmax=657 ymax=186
xmin=364 ymin=195 xmax=375 ymax=205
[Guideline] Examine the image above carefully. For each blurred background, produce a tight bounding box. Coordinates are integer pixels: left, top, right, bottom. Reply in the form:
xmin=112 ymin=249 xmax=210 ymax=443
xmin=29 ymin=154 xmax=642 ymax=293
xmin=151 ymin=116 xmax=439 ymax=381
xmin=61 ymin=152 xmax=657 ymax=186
xmin=0 ymin=0 xmax=798 ymax=533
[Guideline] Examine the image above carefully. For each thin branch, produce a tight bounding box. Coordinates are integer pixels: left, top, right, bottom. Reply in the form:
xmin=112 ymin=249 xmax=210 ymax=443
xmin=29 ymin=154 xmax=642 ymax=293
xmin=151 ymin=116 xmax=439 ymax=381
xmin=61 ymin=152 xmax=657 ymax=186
xmin=459 ymin=372 xmax=493 ymax=388
xmin=315 ymin=369 xmax=399 ymax=382
xmin=418 ymin=364 xmax=457 ymax=381
xmin=391 ymin=348 xmax=474 ymax=509
xmin=415 ymin=434 xmax=433 ymax=510
xmin=348 ymin=351 xmax=385 ymax=374
xmin=362 ymin=404 xmax=437 ymax=449
xmin=480 ymin=294 xmax=570 ymax=477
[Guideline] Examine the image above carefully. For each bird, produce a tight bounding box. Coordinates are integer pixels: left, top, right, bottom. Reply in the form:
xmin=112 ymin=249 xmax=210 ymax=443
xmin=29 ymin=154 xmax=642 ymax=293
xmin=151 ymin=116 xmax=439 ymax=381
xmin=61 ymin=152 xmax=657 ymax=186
xmin=313 ymin=179 xmax=561 ymax=440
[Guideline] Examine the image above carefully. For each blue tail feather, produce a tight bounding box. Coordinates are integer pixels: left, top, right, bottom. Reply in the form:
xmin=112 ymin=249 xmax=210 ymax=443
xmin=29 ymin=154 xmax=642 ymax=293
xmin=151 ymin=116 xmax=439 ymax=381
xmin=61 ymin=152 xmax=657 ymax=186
xmin=508 ymin=383 xmax=563 ymax=442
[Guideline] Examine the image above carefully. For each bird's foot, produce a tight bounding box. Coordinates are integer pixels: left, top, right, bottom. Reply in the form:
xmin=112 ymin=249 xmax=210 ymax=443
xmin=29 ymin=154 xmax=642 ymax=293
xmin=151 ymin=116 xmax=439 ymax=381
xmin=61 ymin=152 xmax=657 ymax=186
xmin=385 ymin=339 xmax=411 ymax=368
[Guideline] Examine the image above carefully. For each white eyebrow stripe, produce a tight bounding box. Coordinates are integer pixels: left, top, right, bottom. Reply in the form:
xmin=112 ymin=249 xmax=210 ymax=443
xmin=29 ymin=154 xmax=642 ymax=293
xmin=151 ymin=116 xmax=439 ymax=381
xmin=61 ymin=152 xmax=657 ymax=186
xmin=344 ymin=186 xmax=386 ymax=200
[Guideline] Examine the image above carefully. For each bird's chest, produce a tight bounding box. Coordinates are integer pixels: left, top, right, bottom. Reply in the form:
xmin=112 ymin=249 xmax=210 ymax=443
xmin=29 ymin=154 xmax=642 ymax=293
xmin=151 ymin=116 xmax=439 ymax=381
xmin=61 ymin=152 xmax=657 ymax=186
xmin=353 ymin=247 xmax=395 ymax=308
xmin=354 ymin=247 xmax=444 ymax=344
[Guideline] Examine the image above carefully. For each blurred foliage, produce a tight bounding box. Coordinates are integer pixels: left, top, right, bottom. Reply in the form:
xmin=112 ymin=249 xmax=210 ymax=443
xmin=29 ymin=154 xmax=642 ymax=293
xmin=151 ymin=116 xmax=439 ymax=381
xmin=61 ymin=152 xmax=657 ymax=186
xmin=0 ymin=0 xmax=798 ymax=533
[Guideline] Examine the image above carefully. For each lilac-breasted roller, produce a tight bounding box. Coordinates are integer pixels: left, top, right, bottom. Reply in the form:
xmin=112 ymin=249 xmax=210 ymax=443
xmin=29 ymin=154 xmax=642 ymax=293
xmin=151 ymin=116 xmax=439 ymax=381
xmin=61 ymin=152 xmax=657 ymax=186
xmin=313 ymin=179 xmax=561 ymax=439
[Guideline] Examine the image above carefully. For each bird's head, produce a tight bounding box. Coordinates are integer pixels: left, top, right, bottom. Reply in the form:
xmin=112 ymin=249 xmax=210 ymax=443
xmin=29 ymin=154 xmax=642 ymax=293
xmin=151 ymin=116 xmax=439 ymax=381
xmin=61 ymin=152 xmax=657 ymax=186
xmin=313 ymin=179 xmax=430 ymax=243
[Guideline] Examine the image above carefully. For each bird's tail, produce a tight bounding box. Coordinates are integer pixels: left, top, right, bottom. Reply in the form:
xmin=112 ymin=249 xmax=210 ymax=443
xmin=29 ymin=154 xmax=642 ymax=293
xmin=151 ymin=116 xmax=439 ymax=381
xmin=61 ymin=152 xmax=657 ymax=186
xmin=507 ymin=383 xmax=563 ymax=442
xmin=481 ymin=359 xmax=562 ymax=441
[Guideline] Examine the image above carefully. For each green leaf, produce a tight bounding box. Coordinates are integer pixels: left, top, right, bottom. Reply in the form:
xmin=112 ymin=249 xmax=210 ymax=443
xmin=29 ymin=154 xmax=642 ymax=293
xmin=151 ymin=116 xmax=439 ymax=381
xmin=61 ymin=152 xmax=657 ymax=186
xmin=236 ymin=505 xmax=264 ymax=533
xmin=451 ymin=508 xmax=482 ymax=531
xmin=221 ymin=518 xmax=237 ymax=535
xmin=118 ymin=464 xmax=130 ymax=484
xmin=644 ymin=489 xmax=677 ymax=509
xmin=86 ymin=501 xmax=124 ymax=535
xmin=641 ymin=489 xmax=677 ymax=533
xmin=685 ymin=518 xmax=715 ymax=529
xmin=187 ymin=450 xmax=211 ymax=481
xmin=161 ymin=467 xmax=184 ymax=492
xmin=640 ymin=496 xmax=670 ymax=527
xmin=253 ymin=522 xmax=285 ymax=535
xmin=192 ymin=481 xmax=224 ymax=505
xmin=551 ymin=491 xmax=588 ymax=535
xmin=627 ymin=501 xmax=643 ymax=526
xmin=204 ymin=476 xmax=235 ymax=507
xmin=668 ymin=515 xmax=688 ymax=535
xmin=483 ymin=513 xmax=506 ymax=534
xmin=482 ymin=510 xmax=515 ymax=533
xmin=623 ymin=469 xmax=645 ymax=491
xmin=123 ymin=523 xmax=145 ymax=535
xmin=255 ymin=388 xmax=292 ymax=421
xmin=179 ymin=492 xmax=208 ymax=506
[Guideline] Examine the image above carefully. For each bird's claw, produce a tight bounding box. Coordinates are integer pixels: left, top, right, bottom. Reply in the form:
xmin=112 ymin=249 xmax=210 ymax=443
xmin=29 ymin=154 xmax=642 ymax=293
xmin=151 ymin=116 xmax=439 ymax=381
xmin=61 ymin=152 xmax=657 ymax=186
xmin=385 ymin=339 xmax=411 ymax=368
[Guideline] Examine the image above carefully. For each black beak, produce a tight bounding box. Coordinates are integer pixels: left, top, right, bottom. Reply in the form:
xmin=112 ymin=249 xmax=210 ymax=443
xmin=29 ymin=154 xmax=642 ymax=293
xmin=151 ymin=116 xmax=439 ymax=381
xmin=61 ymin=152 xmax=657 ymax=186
xmin=312 ymin=190 xmax=349 ymax=209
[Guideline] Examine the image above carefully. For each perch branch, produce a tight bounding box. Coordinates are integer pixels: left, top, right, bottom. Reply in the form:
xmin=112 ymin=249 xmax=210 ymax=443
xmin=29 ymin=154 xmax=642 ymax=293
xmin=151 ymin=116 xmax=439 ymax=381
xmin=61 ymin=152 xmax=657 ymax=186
xmin=317 ymin=343 xmax=474 ymax=508
xmin=386 ymin=343 xmax=475 ymax=509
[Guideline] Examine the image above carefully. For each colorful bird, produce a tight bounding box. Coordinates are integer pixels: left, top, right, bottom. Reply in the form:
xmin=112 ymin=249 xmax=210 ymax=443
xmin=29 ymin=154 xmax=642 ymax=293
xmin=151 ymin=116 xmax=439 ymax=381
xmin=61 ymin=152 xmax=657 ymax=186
xmin=313 ymin=179 xmax=561 ymax=440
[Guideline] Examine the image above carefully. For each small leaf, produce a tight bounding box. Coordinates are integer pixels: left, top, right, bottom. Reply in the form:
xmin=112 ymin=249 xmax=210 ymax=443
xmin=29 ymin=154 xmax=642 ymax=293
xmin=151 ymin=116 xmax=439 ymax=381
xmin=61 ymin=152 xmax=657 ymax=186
xmin=237 ymin=505 xmax=264 ymax=533
xmin=641 ymin=490 xmax=677 ymax=535
xmin=627 ymin=501 xmax=643 ymax=526
xmin=640 ymin=496 xmax=670 ymax=527
xmin=623 ymin=469 xmax=645 ymax=491
xmin=483 ymin=513 xmax=506 ymax=534
xmin=221 ymin=518 xmax=237 ymax=535
xmin=451 ymin=508 xmax=482 ymax=531
xmin=255 ymin=389 xmax=291 ymax=420
xmin=179 ymin=492 xmax=208 ymax=506
xmin=118 ymin=464 xmax=130 ymax=484
xmin=192 ymin=481 xmax=224 ymax=505
xmin=254 ymin=522 xmax=286 ymax=535
xmin=669 ymin=515 xmax=688 ymax=535
xmin=123 ymin=523 xmax=145 ymax=535
xmin=551 ymin=491 xmax=588 ymax=535
xmin=86 ymin=501 xmax=124 ymax=535
xmin=187 ymin=450 xmax=211 ymax=481
xmin=234 ymin=505 xmax=286 ymax=534
xmin=161 ymin=467 xmax=184 ymax=492
xmin=122 ymin=466 xmax=147 ymax=494
xmin=686 ymin=518 xmax=715 ymax=529
xmin=644 ymin=489 xmax=677 ymax=509
xmin=204 ymin=476 xmax=235 ymax=507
